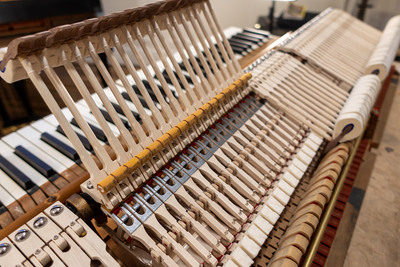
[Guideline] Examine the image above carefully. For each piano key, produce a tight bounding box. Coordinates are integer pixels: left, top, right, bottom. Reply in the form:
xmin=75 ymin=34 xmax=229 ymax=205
xmin=70 ymin=118 xmax=108 ymax=143
xmin=141 ymin=79 xmax=167 ymax=99
xmin=3 ymin=131 xmax=71 ymax=182
xmin=0 ymin=173 xmax=45 ymax=212
xmin=229 ymin=45 xmax=249 ymax=56
xmin=40 ymin=132 xmax=79 ymax=161
xmin=229 ymin=37 xmax=259 ymax=47
xmin=56 ymin=125 xmax=93 ymax=152
xmin=103 ymin=87 xmax=153 ymax=116
xmin=127 ymin=82 xmax=159 ymax=104
xmin=0 ymin=164 xmax=46 ymax=222
xmin=98 ymin=106 xmax=131 ymax=129
xmin=172 ymin=69 xmax=194 ymax=85
xmin=0 ymin=178 xmax=33 ymax=224
xmin=0 ymin=140 xmax=58 ymax=195
xmin=0 ymin=168 xmax=29 ymax=203
xmin=44 ymin=109 xmax=106 ymax=146
xmin=237 ymin=31 xmax=268 ymax=43
xmin=0 ymin=184 xmax=17 ymax=208
xmin=14 ymin=146 xmax=56 ymax=178
xmin=90 ymin=93 xmax=141 ymax=128
xmin=0 ymin=154 xmax=35 ymax=191
xmin=232 ymin=33 xmax=263 ymax=45
xmin=17 ymin=126 xmax=78 ymax=171
xmin=109 ymin=102 xmax=142 ymax=123
xmin=160 ymin=70 xmax=185 ymax=89
xmin=229 ymin=39 xmax=257 ymax=51
xmin=228 ymin=40 xmax=253 ymax=51
xmin=121 ymin=91 xmax=151 ymax=110
xmin=75 ymin=100 xmax=126 ymax=135
xmin=31 ymin=119 xmax=102 ymax=169
xmin=243 ymin=28 xmax=271 ymax=38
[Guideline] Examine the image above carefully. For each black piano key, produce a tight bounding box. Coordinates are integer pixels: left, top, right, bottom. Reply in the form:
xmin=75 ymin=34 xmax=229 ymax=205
xmin=229 ymin=45 xmax=248 ymax=55
xmin=173 ymin=70 xmax=194 ymax=85
xmin=243 ymin=28 xmax=270 ymax=38
xmin=213 ymin=45 xmax=227 ymax=63
xmin=70 ymin=118 xmax=107 ymax=142
xmin=14 ymin=145 xmax=56 ymax=178
xmin=194 ymin=57 xmax=208 ymax=71
xmin=94 ymin=109 xmax=131 ymax=130
xmin=229 ymin=43 xmax=248 ymax=52
xmin=0 ymin=154 xmax=35 ymax=190
xmin=121 ymin=92 xmax=150 ymax=110
xmin=195 ymin=56 xmax=211 ymax=68
xmin=40 ymin=132 xmax=79 ymax=161
xmin=177 ymin=59 xmax=207 ymax=78
xmin=109 ymin=102 xmax=142 ymax=124
xmin=160 ymin=70 xmax=185 ymax=91
xmin=141 ymin=80 xmax=168 ymax=99
xmin=188 ymin=60 xmax=208 ymax=78
xmin=201 ymin=51 xmax=219 ymax=69
xmin=131 ymin=84 xmax=159 ymax=104
xmin=230 ymin=36 xmax=259 ymax=46
xmin=237 ymin=32 xmax=266 ymax=42
xmin=228 ymin=39 xmax=253 ymax=49
xmin=56 ymin=125 xmax=93 ymax=151
xmin=233 ymin=33 xmax=262 ymax=44
xmin=178 ymin=62 xmax=188 ymax=72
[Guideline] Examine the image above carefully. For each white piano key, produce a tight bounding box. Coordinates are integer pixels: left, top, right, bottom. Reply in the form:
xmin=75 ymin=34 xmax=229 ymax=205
xmin=0 ymin=140 xmax=48 ymax=187
xmin=31 ymin=120 xmax=78 ymax=154
xmin=0 ymin=182 xmax=17 ymax=206
xmin=0 ymin=169 xmax=26 ymax=201
xmin=17 ymin=126 xmax=76 ymax=169
xmin=2 ymin=132 xmax=68 ymax=175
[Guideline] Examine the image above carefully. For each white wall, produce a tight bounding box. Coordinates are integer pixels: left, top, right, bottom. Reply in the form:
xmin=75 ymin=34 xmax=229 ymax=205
xmin=209 ymin=0 xmax=348 ymax=29
xmin=100 ymin=0 xmax=400 ymax=31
